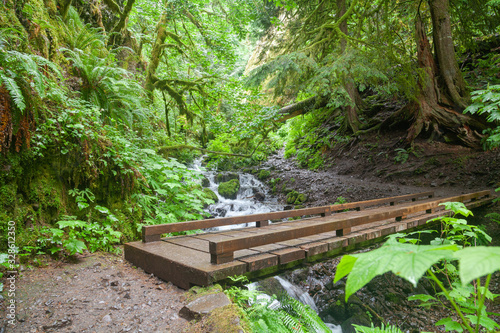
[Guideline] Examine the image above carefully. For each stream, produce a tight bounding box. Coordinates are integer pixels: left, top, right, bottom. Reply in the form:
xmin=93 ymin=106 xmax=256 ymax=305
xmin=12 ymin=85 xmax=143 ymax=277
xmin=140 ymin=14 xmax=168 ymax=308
xmin=191 ymin=157 xmax=342 ymax=332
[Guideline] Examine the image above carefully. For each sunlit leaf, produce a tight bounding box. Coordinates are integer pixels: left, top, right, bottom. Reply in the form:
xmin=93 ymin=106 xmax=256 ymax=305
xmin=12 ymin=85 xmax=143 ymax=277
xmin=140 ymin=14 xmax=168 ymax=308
xmin=454 ymin=247 xmax=500 ymax=285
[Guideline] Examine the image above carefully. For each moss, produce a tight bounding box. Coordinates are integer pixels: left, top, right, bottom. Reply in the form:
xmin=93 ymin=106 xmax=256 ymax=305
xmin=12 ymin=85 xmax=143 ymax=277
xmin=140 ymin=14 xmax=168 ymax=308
xmin=202 ymin=188 xmax=219 ymax=207
xmin=216 ymin=172 xmax=239 ymax=183
xmin=218 ymin=179 xmax=240 ymax=199
xmin=184 ymin=285 xmax=250 ymax=333
xmin=286 ymin=190 xmax=307 ymax=205
xmin=257 ymin=169 xmax=271 ymax=180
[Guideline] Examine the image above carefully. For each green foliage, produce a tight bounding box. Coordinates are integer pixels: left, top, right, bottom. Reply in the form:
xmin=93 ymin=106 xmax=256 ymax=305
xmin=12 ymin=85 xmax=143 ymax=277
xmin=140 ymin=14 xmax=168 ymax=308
xmin=335 ymin=202 xmax=500 ymax=333
xmin=334 ymin=196 xmax=348 ymax=205
xmin=61 ymin=48 xmax=145 ymax=124
xmin=0 ymin=30 xmax=63 ymax=112
xmin=37 ymin=216 xmax=122 ymax=255
xmin=257 ymin=169 xmax=271 ymax=180
xmin=465 ymin=84 xmax=500 ymax=150
xmin=353 ymin=323 xmax=403 ymax=333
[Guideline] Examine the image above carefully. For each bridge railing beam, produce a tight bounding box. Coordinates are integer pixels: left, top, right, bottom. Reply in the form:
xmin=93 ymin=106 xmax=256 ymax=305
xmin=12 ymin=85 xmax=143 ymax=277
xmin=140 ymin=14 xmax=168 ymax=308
xmin=208 ymin=191 xmax=492 ymax=264
xmin=141 ymin=191 xmax=436 ymax=243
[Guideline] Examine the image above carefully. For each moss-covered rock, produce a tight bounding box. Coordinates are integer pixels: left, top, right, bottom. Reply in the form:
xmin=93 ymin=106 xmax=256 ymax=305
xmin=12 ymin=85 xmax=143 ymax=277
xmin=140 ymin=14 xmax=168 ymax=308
xmin=216 ymin=172 xmax=239 ymax=183
xmin=201 ymin=176 xmax=210 ymax=187
xmin=286 ymin=190 xmax=307 ymax=205
xmin=257 ymin=169 xmax=271 ymax=180
xmin=202 ymin=188 xmax=219 ymax=207
xmin=218 ymin=179 xmax=240 ymax=199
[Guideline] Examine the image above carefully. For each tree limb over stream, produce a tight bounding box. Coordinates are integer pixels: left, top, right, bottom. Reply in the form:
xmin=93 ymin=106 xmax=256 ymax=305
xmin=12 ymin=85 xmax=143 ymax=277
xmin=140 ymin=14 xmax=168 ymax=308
xmin=275 ymin=96 xmax=329 ymax=123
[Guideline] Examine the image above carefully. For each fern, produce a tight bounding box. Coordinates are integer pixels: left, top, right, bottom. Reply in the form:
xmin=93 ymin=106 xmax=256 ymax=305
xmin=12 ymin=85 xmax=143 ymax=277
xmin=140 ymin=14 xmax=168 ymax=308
xmin=0 ymin=73 xmax=25 ymax=111
xmin=61 ymin=48 xmax=145 ymax=124
xmin=353 ymin=323 xmax=404 ymax=333
xmin=247 ymin=293 xmax=331 ymax=333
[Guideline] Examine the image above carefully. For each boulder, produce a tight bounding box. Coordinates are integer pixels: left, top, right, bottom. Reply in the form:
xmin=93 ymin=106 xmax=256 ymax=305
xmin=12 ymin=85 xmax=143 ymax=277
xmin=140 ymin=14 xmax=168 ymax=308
xmin=254 ymin=192 xmax=265 ymax=202
xmin=218 ymin=179 xmax=240 ymax=199
xmin=201 ymin=176 xmax=210 ymax=187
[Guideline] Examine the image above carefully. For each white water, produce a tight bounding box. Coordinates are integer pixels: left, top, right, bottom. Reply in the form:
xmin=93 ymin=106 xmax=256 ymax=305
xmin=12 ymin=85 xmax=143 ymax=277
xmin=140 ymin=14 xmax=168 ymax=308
xmin=191 ymin=157 xmax=282 ymax=230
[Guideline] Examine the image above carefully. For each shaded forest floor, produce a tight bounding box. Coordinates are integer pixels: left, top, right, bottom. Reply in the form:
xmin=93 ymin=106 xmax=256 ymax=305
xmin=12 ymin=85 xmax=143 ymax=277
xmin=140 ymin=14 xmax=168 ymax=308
xmin=2 ymin=132 xmax=500 ymax=332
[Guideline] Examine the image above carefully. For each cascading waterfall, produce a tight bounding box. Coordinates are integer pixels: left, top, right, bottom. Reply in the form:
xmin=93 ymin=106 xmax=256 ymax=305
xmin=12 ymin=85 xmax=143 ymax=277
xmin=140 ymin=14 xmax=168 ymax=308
xmin=191 ymin=157 xmax=282 ymax=230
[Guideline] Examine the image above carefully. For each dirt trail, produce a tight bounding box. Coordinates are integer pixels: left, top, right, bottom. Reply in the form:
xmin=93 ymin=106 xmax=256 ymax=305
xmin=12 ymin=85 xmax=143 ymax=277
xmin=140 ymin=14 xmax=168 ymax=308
xmin=1 ymin=253 xmax=188 ymax=332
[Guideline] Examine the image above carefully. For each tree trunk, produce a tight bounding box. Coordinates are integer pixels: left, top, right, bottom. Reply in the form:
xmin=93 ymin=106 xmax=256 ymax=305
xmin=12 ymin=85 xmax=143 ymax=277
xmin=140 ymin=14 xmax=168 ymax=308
xmin=337 ymin=0 xmax=361 ymax=133
xmin=145 ymin=11 xmax=169 ymax=97
xmin=428 ymin=0 xmax=469 ymax=109
xmin=383 ymin=15 xmax=484 ymax=148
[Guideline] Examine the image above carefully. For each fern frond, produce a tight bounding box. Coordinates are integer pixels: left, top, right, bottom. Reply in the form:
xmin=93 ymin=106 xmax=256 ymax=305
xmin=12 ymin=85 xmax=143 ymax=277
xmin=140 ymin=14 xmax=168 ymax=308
xmin=0 ymin=73 xmax=25 ymax=111
xmin=353 ymin=323 xmax=404 ymax=333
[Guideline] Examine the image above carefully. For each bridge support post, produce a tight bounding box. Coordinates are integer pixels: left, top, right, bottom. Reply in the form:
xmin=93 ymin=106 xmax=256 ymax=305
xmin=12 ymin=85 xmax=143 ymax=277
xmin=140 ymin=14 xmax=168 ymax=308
xmin=211 ymin=252 xmax=234 ymax=265
xmin=336 ymin=227 xmax=351 ymax=236
xmin=256 ymin=220 xmax=269 ymax=227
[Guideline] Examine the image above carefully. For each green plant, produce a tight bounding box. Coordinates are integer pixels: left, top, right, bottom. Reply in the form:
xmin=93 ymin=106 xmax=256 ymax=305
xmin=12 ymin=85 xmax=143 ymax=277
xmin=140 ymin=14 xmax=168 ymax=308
xmin=334 ymin=196 xmax=348 ymax=205
xmin=393 ymin=148 xmax=409 ymax=164
xmin=334 ymin=202 xmax=500 ymax=332
xmin=37 ymin=215 xmax=122 ymax=256
xmin=354 ymin=323 xmax=403 ymax=333
xmin=465 ymin=84 xmax=500 ymax=150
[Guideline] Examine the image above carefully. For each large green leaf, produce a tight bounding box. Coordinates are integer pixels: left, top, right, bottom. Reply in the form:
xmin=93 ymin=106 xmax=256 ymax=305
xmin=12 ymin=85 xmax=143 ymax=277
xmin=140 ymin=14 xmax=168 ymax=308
xmin=63 ymin=239 xmax=87 ymax=255
xmin=334 ymin=255 xmax=357 ymax=283
xmin=454 ymin=247 xmax=500 ymax=285
xmin=342 ymin=243 xmax=458 ymax=300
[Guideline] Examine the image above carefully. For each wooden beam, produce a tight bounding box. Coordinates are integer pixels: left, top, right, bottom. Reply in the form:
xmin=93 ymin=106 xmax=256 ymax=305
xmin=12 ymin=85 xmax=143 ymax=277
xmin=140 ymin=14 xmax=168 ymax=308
xmin=208 ymin=191 xmax=491 ymax=264
xmin=142 ymin=191 xmax=435 ymax=242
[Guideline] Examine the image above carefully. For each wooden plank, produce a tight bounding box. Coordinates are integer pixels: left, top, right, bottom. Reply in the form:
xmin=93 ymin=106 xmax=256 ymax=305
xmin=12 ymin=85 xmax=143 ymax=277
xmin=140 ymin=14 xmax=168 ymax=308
xmin=142 ymin=191 xmax=437 ymax=240
xmin=300 ymin=241 xmax=329 ymax=257
xmin=239 ymin=253 xmax=279 ymax=272
xmin=270 ymin=247 xmax=306 ymax=264
xmin=124 ymin=241 xmax=246 ymax=289
xmin=209 ymin=191 xmax=491 ymax=257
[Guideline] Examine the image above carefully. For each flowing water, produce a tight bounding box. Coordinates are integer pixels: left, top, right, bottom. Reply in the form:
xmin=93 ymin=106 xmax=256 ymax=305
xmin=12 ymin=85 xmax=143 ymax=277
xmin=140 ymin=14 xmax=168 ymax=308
xmin=191 ymin=157 xmax=341 ymax=332
xmin=191 ymin=157 xmax=282 ymax=230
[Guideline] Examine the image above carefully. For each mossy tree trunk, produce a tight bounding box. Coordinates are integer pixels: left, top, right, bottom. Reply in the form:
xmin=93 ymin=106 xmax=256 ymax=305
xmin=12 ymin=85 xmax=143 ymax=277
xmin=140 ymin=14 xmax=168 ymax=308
xmin=337 ymin=0 xmax=361 ymax=133
xmin=384 ymin=10 xmax=484 ymax=148
xmin=145 ymin=11 xmax=169 ymax=97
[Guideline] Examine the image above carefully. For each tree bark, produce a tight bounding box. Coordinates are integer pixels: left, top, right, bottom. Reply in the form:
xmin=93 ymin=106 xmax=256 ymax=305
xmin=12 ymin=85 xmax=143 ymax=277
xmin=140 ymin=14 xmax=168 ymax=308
xmin=145 ymin=11 xmax=169 ymax=96
xmin=382 ymin=15 xmax=484 ymax=148
xmin=276 ymin=96 xmax=328 ymax=122
xmin=337 ymin=0 xmax=361 ymax=133
xmin=428 ymin=0 xmax=469 ymax=109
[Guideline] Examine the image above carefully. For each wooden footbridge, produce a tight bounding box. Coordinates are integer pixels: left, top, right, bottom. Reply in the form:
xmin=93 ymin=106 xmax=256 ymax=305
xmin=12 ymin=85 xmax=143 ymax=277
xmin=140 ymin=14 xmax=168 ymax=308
xmin=124 ymin=190 xmax=494 ymax=289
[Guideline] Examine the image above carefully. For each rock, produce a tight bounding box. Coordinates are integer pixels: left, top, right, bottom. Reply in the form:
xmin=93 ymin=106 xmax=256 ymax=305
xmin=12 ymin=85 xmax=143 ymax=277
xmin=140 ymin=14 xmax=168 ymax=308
xmin=216 ymin=173 xmax=239 ymax=183
xmin=202 ymin=176 xmax=210 ymax=187
xmin=254 ymin=192 xmax=265 ymax=201
xmin=179 ymin=292 xmax=231 ymax=321
xmin=102 ymin=314 xmax=112 ymax=323
xmin=202 ymin=188 xmax=219 ymax=207
xmin=218 ymin=179 xmax=240 ymax=199
xmin=215 ymin=208 xmax=227 ymax=216
xmin=341 ymin=313 xmax=372 ymax=333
